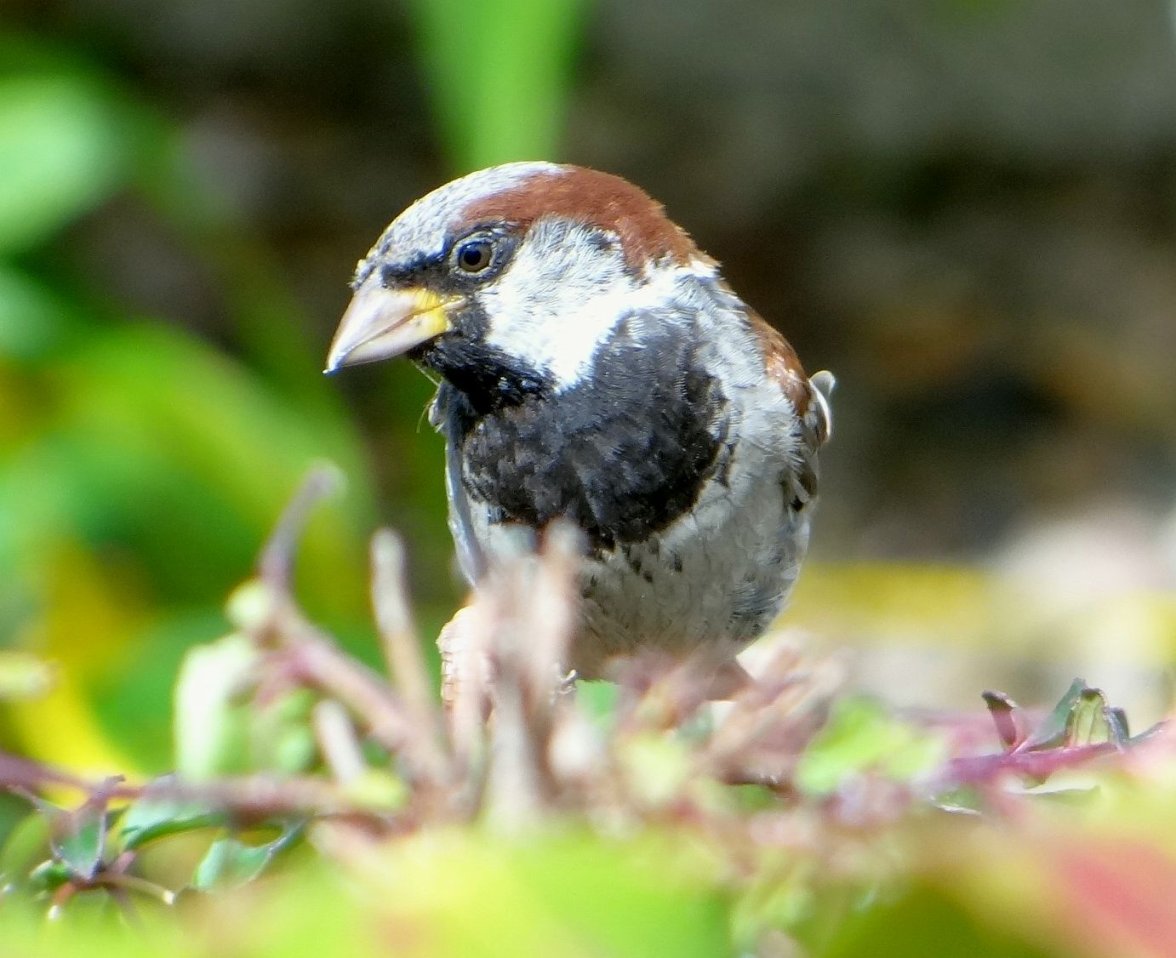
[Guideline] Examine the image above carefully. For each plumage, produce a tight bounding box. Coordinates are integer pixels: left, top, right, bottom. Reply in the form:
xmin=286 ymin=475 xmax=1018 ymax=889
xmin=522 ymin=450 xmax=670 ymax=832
xmin=327 ymin=162 xmax=832 ymax=681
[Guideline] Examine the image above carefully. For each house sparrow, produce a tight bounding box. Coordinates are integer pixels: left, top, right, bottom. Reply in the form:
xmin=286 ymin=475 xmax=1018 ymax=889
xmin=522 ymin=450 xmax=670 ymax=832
xmin=326 ymin=162 xmax=832 ymax=682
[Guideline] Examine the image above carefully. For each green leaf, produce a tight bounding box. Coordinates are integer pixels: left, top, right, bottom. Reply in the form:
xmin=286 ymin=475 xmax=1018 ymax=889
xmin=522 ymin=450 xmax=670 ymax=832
xmin=0 ymin=74 xmax=134 ymax=252
xmin=192 ymin=825 xmax=302 ymax=892
xmin=252 ymin=689 xmax=320 ymax=775
xmin=173 ymin=632 xmax=259 ymax=781
xmin=1070 ymin=687 xmax=1109 ymax=747
xmin=1019 ymin=678 xmax=1087 ymax=752
xmin=340 ymin=770 xmax=410 ymax=812
xmin=27 ymin=858 xmax=73 ymax=892
xmin=0 ymin=650 xmax=54 ymax=700
xmin=54 ymin=322 xmax=375 ymax=616
xmin=820 ymin=882 xmax=1051 ymax=958
xmin=374 ymin=831 xmax=731 ymax=958
xmin=1106 ymin=707 xmax=1130 ymax=746
xmin=118 ymin=792 xmax=225 ymax=852
xmin=619 ymin=733 xmax=692 ymax=808
xmin=795 ymin=697 xmax=945 ymax=795
xmin=52 ymin=806 xmax=107 ymax=882
xmin=0 ymin=266 xmax=83 ymax=363
xmin=577 ymin=680 xmax=621 ymax=723
xmin=192 ymin=838 xmax=271 ymax=892
xmin=408 ymin=0 xmax=589 ymax=168
xmin=0 ymin=807 xmax=50 ymax=885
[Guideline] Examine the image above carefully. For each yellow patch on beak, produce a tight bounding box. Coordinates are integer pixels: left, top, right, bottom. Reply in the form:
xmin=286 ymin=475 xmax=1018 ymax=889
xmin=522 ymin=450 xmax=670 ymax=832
xmin=324 ymin=285 xmax=458 ymax=373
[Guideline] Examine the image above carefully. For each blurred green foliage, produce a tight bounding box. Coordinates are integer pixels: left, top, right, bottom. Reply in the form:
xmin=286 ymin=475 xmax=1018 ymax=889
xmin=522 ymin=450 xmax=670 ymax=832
xmin=409 ymin=0 xmax=589 ymax=169
xmin=0 ymin=607 xmax=1171 ymax=958
xmin=0 ymin=0 xmax=591 ymax=777
xmin=0 ymin=34 xmax=378 ymax=773
xmin=3 ymin=3 xmax=1176 ymax=957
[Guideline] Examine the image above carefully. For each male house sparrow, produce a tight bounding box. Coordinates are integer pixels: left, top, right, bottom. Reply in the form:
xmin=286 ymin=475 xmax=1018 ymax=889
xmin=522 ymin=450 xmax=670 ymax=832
xmin=327 ymin=162 xmax=832 ymax=681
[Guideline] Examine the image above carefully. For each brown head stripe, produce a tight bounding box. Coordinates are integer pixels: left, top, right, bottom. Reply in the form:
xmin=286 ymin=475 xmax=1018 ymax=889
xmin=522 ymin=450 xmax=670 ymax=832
xmin=457 ymin=166 xmax=698 ymax=271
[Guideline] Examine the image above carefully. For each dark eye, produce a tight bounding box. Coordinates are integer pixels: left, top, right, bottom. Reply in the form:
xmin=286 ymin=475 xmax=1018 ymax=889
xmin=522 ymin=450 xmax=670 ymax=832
xmin=455 ymin=238 xmax=494 ymax=273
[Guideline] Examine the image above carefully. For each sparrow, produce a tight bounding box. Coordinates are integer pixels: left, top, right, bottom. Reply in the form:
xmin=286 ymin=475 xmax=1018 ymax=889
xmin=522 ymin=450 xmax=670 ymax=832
xmin=326 ymin=162 xmax=832 ymax=682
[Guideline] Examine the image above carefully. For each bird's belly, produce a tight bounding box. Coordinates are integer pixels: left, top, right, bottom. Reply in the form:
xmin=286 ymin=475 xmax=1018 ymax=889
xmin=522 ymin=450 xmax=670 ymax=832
xmin=573 ymin=473 xmax=809 ymax=677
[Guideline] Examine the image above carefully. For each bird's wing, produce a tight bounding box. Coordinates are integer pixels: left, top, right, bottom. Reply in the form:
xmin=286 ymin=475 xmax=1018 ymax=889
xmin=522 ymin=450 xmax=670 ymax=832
xmin=444 ymin=437 xmax=486 ymax=583
xmin=430 ymin=386 xmax=487 ymax=584
xmin=750 ymin=313 xmax=832 ymax=442
xmin=749 ymin=313 xmax=834 ymax=511
xmin=789 ymin=368 xmax=834 ymax=513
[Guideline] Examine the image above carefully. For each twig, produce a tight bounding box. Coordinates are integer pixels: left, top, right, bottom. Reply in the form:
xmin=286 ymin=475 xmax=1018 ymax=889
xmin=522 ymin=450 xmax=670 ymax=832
xmin=940 ymin=741 xmax=1122 ymax=788
xmin=258 ymin=464 xmax=343 ymax=591
xmin=370 ymin=529 xmax=450 ymax=784
xmin=0 ymin=753 xmax=139 ymax=798
xmin=0 ymin=751 xmax=403 ymax=825
xmin=313 ymin=700 xmax=367 ymax=786
xmin=242 ymin=468 xmax=442 ymax=784
xmin=442 ymin=605 xmax=491 ymax=783
xmin=481 ymin=554 xmax=549 ymax=830
xmin=138 ymin=773 xmax=380 ymax=821
xmin=523 ymin=522 xmax=581 ymax=703
xmin=276 ymin=614 xmax=418 ymax=762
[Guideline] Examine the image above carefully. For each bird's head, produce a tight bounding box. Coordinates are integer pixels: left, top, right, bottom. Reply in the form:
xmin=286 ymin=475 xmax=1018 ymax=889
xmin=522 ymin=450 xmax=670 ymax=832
xmin=325 ymin=162 xmax=710 ymax=402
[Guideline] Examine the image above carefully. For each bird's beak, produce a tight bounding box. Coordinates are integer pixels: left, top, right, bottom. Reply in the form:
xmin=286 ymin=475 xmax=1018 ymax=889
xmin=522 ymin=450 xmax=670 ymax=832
xmin=324 ymin=284 xmax=458 ymax=373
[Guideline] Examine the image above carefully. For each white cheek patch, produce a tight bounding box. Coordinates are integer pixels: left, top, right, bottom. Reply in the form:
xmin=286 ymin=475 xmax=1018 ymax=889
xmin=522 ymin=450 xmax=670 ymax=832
xmin=479 ymin=225 xmax=695 ymax=390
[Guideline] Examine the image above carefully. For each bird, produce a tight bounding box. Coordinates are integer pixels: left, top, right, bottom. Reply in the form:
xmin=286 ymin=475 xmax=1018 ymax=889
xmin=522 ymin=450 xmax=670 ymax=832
xmin=326 ymin=162 xmax=832 ymax=684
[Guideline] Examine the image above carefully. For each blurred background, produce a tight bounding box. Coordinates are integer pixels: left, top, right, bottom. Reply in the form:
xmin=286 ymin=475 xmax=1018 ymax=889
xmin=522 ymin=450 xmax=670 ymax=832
xmin=2 ymin=0 xmax=1176 ymax=775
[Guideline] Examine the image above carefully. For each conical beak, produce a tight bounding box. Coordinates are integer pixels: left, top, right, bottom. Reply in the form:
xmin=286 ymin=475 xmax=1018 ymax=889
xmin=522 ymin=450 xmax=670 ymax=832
xmin=324 ymin=284 xmax=458 ymax=373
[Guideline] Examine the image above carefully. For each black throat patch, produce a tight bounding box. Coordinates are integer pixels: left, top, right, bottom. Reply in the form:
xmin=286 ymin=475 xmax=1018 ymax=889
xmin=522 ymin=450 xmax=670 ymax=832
xmin=439 ymin=312 xmax=729 ymax=551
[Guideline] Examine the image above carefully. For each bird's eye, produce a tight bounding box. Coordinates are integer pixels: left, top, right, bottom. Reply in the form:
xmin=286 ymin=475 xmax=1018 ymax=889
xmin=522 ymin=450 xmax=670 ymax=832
xmin=455 ymin=238 xmax=494 ymax=274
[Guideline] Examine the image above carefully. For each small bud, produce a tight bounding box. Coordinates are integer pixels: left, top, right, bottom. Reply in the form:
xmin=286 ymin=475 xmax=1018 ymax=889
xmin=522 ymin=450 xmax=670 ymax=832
xmin=225 ymin=579 xmax=277 ymax=632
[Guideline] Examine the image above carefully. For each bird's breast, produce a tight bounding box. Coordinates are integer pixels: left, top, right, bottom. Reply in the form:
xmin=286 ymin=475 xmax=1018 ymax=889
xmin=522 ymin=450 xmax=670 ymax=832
xmin=446 ymin=314 xmax=730 ymax=552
